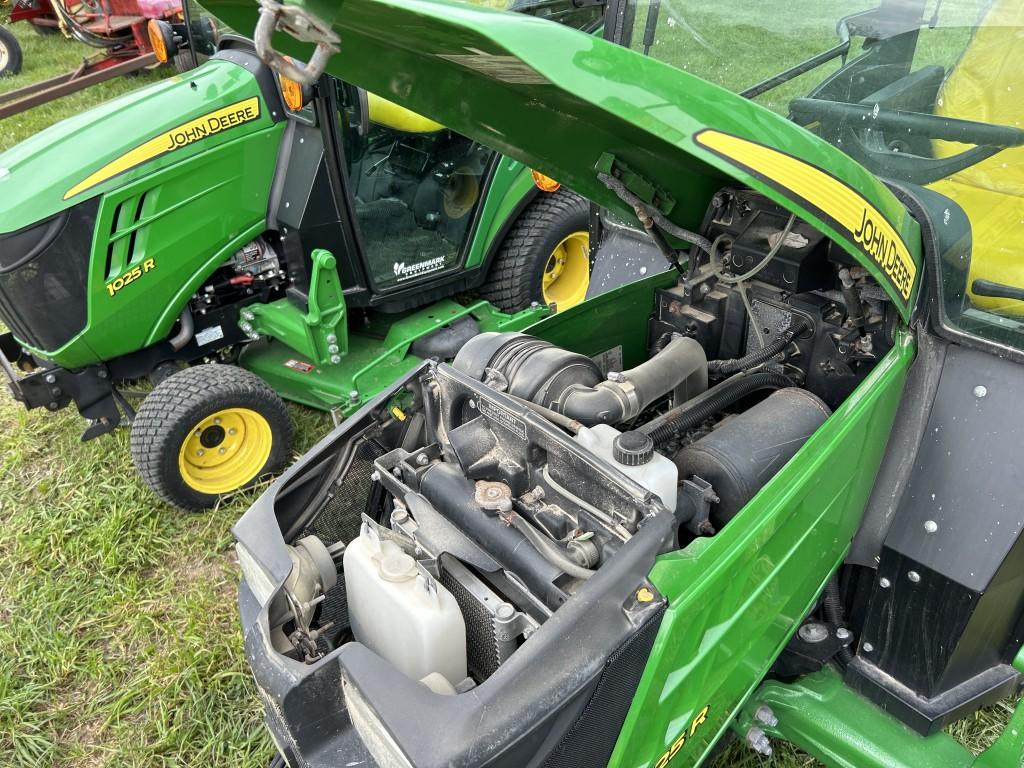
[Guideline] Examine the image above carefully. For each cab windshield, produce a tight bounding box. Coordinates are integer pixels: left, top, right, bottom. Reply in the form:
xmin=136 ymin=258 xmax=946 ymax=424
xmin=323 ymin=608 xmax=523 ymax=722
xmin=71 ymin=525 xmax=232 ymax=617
xmin=628 ymin=0 xmax=1024 ymax=355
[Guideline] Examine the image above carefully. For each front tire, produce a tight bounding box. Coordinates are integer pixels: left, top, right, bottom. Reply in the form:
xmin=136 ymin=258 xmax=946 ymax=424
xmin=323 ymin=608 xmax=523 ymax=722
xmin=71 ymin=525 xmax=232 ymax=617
xmin=480 ymin=189 xmax=591 ymax=313
xmin=0 ymin=26 xmax=24 ymax=77
xmin=130 ymin=364 xmax=292 ymax=510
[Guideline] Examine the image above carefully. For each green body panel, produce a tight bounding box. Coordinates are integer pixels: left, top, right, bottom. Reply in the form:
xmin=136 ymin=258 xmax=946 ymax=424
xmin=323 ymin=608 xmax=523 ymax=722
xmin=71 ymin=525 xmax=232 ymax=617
xmin=1 ymin=60 xmax=284 ymax=368
xmin=240 ymin=296 xmax=547 ymax=414
xmin=609 ymin=329 xmax=915 ymax=767
xmin=0 ymin=60 xmax=276 ymax=232
xmin=203 ymin=0 xmax=922 ymax=318
xmin=463 ymin=156 xmax=537 ymax=270
xmin=529 ymin=270 xmax=677 ymax=367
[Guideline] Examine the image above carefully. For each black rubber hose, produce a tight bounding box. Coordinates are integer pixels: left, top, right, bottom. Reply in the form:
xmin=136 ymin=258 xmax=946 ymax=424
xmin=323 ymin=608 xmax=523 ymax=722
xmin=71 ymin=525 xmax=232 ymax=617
xmin=640 ymin=370 xmax=794 ymax=447
xmin=508 ymin=513 xmax=595 ymax=581
xmin=707 ymin=318 xmax=808 ymax=377
xmin=823 ymin=577 xmax=854 ymax=666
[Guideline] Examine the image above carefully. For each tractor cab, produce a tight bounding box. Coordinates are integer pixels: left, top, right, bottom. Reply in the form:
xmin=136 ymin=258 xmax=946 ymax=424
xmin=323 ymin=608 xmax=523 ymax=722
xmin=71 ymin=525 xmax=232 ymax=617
xmin=166 ymin=0 xmax=604 ymax=313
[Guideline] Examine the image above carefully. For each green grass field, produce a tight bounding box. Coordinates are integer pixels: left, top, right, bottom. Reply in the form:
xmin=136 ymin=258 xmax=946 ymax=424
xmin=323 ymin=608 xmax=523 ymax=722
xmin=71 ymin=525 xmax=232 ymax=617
xmin=0 ymin=5 xmax=1016 ymax=767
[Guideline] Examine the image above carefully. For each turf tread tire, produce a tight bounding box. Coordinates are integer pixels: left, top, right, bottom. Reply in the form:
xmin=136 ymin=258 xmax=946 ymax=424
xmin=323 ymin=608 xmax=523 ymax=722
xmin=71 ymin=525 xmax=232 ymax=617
xmin=130 ymin=364 xmax=292 ymax=511
xmin=479 ymin=189 xmax=589 ymax=312
xmin=0 ymin=26 xmax=23 ymax=77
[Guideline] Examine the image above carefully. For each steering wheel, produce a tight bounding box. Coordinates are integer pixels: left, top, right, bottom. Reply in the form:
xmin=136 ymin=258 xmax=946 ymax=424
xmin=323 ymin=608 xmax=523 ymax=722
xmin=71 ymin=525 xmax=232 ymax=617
xmin=789 ymin=98 xmax=1024 ymax=185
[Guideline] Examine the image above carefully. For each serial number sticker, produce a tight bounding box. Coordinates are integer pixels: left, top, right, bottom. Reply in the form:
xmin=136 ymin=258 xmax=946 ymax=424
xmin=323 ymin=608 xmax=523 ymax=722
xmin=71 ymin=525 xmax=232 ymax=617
xmin=194 ymin=325 xmax=224 ymax=347
xmin=478 ymin=397 xmax=527 ymax=439
xmin=284 ymin=359 xmax=315 ymax=373
xmin=591 ymin=345 xmax=624 ymax=376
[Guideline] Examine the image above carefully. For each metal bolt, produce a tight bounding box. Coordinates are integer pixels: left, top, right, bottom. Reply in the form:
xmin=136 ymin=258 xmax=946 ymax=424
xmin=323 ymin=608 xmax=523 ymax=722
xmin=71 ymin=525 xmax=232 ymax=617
xmin=240 ymin=322 xmax=252 ymax=333
xmin=214 ymin=417 xmax=221 ymax=424
xmin=495 ymin=603 xmax=515 ymax=621
xmin=698 ymin=283 xmax=711 ymax=297
xmin=416 ymin=453 xmax=430 ymax=467
xmin=195 ymin=429 xmax=202 ymax=436
xmin=908 ymin=571 xmax=921 ymax=583
xmin=97 ymin=369 xmax=108 ymax=379
xmin=879 ymin=577 xmax=891 ymax=589
xmin=392 ymin=508 xmax=409 ymax=525
xmin=863 ymin=642 xmax=874 ymax=653
xmin=924 ymin=520 xmax=938 ymax=534
xmin=44 ymin=374 xmax=56 ymax=384
xmin=241 ymin=310 xmax=255 ymax=321
xmin=326 ymin=334 xmax=337 ymax=344
xmin=228 ymin=428 xmax=237 ymax=435
xmin=607 ymin=371 xmax=626 ymax=383
xmin=973 ymin=385 xmax=988 ymax=398
xmin=836 ymin=627 xmax=852 ymax=643
xmin=197 ymin=449 xmax=205 ymax=457
xmin=349 ymin=390 xmax=359 ymax=403
xmin=369 ymin=471 xmax=380 ymax=482
xmin=798 ymin=622 xmax=829 ymax=644
xmin=754 ymin=705 xmax=778 ymax=728
xmin=331 ymin=355 xmax=342 ymax=365
xmin=746 ymin=727 xmax=772 ymax=757
xmin=328 ymin=344 xmax=339 ymax=355
xmin=218 ymin=447 xmax=226 ymax=455
xmin=468 ymin=399 xmax=476 ymax=409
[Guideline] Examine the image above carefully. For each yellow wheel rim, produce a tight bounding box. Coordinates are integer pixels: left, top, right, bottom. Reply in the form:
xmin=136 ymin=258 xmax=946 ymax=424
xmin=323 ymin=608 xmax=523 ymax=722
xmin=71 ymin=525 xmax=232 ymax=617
xmin=177 ymin=408 xmax=273 ymax=495
xmin=542 ymin=230 xmax=590 ymax=311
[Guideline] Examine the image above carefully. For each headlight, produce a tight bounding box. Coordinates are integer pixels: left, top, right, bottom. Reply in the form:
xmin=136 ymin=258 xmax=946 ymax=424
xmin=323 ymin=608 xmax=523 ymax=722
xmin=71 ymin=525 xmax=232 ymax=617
xmin=236 ymin=542 xmax=279 ymax=606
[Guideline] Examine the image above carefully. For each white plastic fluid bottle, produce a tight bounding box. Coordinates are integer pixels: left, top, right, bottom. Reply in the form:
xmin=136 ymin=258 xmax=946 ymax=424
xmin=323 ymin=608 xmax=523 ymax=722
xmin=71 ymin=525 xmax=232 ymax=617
xmin=343 ymin=523 xmax=467 ymax=687
xmin=574 ymin=425 xmax=678 ymax=512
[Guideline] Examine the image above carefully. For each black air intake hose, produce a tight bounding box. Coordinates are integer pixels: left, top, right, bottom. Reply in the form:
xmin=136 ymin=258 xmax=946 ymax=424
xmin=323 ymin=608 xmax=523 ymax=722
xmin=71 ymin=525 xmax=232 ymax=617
xmin=640 ymin=370 xmax=793 ymax=447
xmin=707 ymin=318 xmax=808 ymax=377
xmin=453 ymin=332 xmax=708 ymax=427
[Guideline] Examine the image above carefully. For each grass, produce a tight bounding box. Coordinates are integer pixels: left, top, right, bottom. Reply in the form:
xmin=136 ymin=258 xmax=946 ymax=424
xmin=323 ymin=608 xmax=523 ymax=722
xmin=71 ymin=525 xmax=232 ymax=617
xmin=0 ymin=3 xmax=1017 ymax=766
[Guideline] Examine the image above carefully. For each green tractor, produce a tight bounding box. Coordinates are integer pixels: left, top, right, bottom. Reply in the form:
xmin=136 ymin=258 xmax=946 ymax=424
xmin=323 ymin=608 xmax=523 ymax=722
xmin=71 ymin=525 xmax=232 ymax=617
xmin=0 ymin=0 xmax=602 ymax=509
xmin=214 ymin=0 xmax=1024 ymax=766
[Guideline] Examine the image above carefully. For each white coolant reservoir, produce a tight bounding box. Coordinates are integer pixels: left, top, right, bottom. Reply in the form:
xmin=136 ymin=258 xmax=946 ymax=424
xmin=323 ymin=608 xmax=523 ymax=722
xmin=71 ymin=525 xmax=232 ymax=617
xmin=575 ymin=425 xmax=678 ymax=512
xmin=343 ymin=524 xmax=467 ymax=686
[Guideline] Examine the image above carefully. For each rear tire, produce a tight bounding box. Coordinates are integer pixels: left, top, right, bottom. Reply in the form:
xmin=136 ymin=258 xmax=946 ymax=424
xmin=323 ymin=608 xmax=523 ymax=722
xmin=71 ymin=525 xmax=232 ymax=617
xmin=130 ymin=364 xmax=292 ymax=510
xmin=480 ymin=189 xmax=591 ymax=313
xmin=0 ymin=26 xmax=24 ymax=77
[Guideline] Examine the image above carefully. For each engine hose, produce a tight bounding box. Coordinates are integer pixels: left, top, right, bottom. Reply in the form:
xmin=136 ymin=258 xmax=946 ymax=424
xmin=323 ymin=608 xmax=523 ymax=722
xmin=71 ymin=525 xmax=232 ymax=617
xmin=708 ymin=317 xmax=808 ymax=377
xmin=508 ymin=512 xmax=595 ymax=581
xmin=640 ymin=370 xmax=794 ymax=447
xmin=823 ymin=577 xmax=854 ymax=666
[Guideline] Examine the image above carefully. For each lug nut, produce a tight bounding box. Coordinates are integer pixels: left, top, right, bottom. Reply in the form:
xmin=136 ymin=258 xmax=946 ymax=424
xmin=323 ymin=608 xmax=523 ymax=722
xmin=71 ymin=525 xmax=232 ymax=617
xmin=754 ymin=705 xmax=778 ymax=728
xmin=197 ymin=449 xmax=205 ymax=457
xmin=746 ymin=727 xmax=772 ymax=757
xmin=218 ymin=447 xmax=226 ymax=455
xmin=228 ymin=428 xmax=237 ymax=435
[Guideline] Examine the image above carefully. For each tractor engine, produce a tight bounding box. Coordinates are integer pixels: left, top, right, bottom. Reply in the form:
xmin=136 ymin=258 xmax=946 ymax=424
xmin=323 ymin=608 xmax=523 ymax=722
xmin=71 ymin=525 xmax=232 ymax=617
xmin=234 ymin=186 xmax=900 ymax=767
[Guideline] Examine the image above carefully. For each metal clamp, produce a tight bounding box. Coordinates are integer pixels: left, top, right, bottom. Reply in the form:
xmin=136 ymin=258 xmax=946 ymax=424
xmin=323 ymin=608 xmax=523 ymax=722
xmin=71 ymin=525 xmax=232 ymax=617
xmin=254 ymin=0 xmax=340 ymax=86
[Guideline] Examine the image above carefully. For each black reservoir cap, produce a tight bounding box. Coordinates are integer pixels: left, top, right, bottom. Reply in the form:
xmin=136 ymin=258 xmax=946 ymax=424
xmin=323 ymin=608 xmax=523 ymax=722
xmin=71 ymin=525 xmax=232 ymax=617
xmin=613 ymin=430 xmax=654 ymax=466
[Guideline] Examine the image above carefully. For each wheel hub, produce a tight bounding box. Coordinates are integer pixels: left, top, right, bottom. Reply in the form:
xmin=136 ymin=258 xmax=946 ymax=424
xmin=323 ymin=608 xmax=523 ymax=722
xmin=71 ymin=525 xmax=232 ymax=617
xmin=178 ymin=408 xmax=273 ymax=494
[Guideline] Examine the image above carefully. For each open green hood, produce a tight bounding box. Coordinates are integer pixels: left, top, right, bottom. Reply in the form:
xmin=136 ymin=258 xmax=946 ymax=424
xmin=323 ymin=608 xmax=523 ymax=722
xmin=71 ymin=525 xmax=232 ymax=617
xmin=206 ymin=0 xmax=922 ymax=318
xmin=0 ymin=58 xmax=274 ymax=234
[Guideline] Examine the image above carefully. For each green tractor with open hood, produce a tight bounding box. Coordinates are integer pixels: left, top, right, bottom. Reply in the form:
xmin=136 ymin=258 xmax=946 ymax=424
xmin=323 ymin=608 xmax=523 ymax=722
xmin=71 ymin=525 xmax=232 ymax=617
xmin=0 ymin=0 xmax=603 ymax=510
xmin=214 ymin=0 xmax=1024 ymax=766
